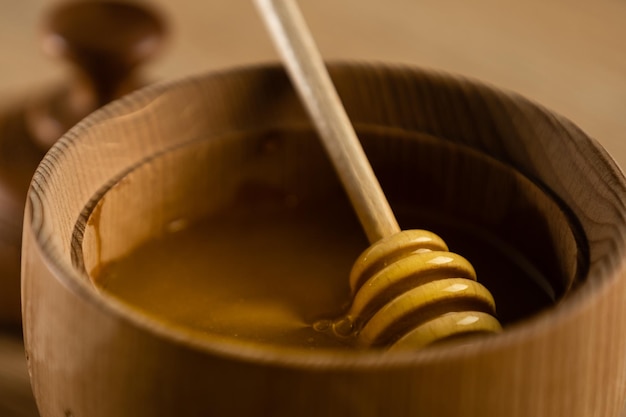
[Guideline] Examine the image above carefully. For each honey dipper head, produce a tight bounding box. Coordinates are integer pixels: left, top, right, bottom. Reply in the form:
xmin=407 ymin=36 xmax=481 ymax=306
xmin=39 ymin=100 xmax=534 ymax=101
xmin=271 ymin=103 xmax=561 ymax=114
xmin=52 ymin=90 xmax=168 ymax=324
xmin=341 ymin=230 xmax=502 ymax=351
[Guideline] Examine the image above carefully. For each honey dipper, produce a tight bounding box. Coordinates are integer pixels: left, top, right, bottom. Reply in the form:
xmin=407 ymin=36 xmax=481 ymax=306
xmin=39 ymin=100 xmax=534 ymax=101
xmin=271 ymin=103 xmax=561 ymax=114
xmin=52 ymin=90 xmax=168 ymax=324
xmin=253 ymin=0 xmax=502 ymax=350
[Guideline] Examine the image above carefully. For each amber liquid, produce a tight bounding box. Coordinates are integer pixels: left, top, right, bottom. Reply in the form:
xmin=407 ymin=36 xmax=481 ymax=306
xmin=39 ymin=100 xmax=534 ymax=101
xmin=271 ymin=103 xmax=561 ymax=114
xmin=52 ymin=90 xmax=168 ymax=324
xmin=94 ymin=197 xmax=366 ymax=349
xmin=92 ymin=187 xmax=555 ymax=351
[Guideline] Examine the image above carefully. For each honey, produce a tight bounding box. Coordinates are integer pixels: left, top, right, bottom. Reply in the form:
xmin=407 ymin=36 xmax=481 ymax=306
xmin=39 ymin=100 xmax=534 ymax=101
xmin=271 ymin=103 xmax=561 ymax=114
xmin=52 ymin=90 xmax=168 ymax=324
xmin=94 ymin=197 xmax=362 ymax=349
xmin=91 ymin=189 xmax=555 ymax=350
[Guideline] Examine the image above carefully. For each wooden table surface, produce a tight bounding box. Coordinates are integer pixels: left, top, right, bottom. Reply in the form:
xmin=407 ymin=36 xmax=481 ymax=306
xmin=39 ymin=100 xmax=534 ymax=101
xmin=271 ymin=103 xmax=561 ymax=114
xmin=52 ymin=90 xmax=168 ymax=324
xmin=1 ymin=1 xmax=625 ymax=416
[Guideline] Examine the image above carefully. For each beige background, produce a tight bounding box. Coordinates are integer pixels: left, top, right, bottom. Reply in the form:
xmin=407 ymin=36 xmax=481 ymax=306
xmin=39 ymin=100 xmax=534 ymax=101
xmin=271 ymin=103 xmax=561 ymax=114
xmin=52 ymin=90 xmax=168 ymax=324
xmin=1 ymin=0 xmax=626 ymax=164
xmin=1 ymin=1 xmax=625 ymax=416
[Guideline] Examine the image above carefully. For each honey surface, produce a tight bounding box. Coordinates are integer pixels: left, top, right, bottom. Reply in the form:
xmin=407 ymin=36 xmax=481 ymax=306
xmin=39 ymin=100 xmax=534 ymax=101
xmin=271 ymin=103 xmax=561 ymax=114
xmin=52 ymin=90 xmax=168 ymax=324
xmin=93 ymin=197 xmax=367 ymax=349
xmin=92 ymin=193 xmax=555 ymax=350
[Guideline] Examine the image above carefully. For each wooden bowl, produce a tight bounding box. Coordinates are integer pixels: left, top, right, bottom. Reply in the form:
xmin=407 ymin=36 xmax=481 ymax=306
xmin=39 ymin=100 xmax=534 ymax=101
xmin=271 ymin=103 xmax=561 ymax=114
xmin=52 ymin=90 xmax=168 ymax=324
xmin=22 ymin=63 xmax=626 ymax=417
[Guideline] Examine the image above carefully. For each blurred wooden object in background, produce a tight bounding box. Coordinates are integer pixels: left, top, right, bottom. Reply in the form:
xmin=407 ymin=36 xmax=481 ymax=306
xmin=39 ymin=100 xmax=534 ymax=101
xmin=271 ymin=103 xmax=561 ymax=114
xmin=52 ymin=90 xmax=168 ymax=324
xmin=25 ymin=0 xmax=166 ymax=149
xmin=0 ymin=0 xmax=166 ymax=328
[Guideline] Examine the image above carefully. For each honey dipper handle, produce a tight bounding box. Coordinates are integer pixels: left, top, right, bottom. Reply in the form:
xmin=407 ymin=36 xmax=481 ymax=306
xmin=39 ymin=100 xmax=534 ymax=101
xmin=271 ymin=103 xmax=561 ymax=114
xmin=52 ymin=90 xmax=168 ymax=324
xmin=253 ymin=0 xmax=400 ymax=243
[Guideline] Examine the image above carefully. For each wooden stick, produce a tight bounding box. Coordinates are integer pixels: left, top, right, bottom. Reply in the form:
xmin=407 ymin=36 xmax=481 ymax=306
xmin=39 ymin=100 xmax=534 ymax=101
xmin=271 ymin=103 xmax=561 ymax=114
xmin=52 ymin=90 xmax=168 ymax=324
xmin=253 ymin=0 xmax=400 ymax=244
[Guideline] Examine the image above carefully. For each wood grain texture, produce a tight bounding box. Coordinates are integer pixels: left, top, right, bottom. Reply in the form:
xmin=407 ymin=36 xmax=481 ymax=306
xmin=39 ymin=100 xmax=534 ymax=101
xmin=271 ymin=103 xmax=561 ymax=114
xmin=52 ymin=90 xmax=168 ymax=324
xmin=21 ymin=63 xmax=626 ymax=416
